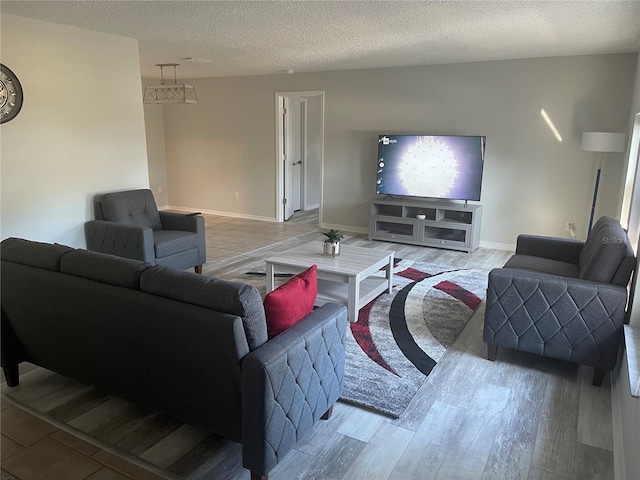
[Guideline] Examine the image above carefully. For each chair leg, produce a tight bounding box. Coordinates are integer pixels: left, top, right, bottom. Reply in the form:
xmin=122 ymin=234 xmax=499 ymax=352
xmin=194 ymin=265 xmax=203 ymax=274
xmin=486 ymin=343 xmax=497 ymax=361
xmin=321 ymin=404 xmax=334 ymax=420
xmin=3 ymin=363 xmax=19 ymax=387
xmin=592 ymin=368 xmax=607 ymax=387
xmin=250 ymin=472 xmax=267 ymax=480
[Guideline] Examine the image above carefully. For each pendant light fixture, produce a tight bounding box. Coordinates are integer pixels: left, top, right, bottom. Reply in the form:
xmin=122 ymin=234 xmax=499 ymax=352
xmin=143 ymin=63 xmax=198 ymax=104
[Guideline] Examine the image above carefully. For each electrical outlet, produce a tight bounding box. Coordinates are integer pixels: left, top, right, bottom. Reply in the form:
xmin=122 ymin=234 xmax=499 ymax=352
xmin=158 ymin=186 xmax=163 ymax=194
xmin=565 ymin=221 xmax=577 ymax=238
xmin=234 ymin=191 xmax=240 ymax=199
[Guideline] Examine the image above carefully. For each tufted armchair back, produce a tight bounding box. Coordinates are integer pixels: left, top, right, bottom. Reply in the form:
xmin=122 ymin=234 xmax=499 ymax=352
xmin=86 ymin=188 xmax=206 ymax=273
xmin=97 ymin=189 xmax=162 ymax=231
xmin=578 ymin=215 xmax=636 ymax=286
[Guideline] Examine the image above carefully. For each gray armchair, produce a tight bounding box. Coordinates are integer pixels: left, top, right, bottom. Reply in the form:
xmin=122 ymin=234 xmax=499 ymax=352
xmin=484 ymin=216 xmax=636 ymax=386
xmin=85 ymin=189 xmax=206 ymax=273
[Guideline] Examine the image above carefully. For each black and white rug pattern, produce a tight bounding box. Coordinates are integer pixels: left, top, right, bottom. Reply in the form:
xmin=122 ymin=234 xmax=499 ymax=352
xmin=342 ymin=260 xmax=488 ymax=417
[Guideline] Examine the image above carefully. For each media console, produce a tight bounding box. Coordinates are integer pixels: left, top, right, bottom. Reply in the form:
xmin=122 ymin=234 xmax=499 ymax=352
xmin=369 ymin=199 xmax=482 ymax=252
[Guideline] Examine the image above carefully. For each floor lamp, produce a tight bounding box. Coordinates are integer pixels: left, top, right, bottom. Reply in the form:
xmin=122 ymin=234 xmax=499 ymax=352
xmin=581 ymin=132 xmax=627 ymax=233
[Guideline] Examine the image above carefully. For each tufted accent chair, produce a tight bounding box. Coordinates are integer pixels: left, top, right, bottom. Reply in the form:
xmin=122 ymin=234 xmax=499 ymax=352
xmin=85 ymin=189 xmax=206 ymax=273
xmin=484 ymin=216 xmax=636 ymax=386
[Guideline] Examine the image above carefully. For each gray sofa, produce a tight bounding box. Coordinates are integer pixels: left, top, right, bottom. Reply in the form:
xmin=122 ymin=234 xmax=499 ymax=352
xmin=484 ymin=216 xmax=636 ymax=386
xmin=85 ymin=189 xmax=206 ymax=273
xmin=1 ymin=238 xmax=347 ymax=480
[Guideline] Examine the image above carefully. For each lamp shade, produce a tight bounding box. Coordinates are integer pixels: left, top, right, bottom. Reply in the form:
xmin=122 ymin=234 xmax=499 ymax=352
xmin=581 ymin=132 xmax=627 ymax=153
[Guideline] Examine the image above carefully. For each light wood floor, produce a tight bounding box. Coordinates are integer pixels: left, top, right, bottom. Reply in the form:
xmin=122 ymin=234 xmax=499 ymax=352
xmin=1 ymin=211 xmax=615 ymax=480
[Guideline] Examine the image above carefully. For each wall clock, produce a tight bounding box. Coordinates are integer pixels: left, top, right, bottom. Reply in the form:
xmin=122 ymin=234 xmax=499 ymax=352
xmin=0 ymin=64 xmax=23 ymax=124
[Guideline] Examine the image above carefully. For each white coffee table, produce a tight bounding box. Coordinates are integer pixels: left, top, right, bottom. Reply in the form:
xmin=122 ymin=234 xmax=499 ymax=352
xmin=265 ymin=242 xmax=394 ymax=322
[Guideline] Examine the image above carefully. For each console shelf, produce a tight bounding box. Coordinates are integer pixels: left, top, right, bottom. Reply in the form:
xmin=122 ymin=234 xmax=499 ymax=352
xmin=369 ymin=199 xmax=482 ymax=252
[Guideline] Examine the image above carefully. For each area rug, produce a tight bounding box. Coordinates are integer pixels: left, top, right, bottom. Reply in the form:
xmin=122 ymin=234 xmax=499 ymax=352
xmin=342 ymin=260 xmax=488 ymax=417
xmin=237 ymin=260 xmax=488 ymax=418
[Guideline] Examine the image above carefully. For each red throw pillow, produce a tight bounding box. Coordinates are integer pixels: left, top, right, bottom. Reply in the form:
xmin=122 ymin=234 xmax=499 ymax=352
xmin=264 ymin=265 xmax=318 ymax=338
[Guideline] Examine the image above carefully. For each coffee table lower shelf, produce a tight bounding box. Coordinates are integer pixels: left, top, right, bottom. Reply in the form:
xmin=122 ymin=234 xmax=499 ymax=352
xmin=315 ymin=277 xmax=391 ymax=313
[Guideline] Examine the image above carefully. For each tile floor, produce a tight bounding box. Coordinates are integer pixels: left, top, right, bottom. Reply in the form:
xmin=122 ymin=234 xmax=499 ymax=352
xmin=1 ymin=396 xmax=166 ymax=480
xmin=196 ymin=215 xmax=317 ymax=263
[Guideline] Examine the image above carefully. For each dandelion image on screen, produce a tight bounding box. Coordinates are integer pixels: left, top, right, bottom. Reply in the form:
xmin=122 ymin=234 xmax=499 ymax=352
xmin=398 ymin=137 xmax=457 ymax=197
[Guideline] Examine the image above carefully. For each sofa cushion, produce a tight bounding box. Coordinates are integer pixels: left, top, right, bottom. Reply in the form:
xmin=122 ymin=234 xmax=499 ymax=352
xmin=579 ymin=216 xmax=632 ymax=284
xmin=264 ymin=265 xmax=318 ymax=339
xmin=153 ymin=230 xmax=200 ymax=258
xmin=140 ymin=266 xmax=268 ymax=350
xmin=0 ymin=238 xmax=73 ymax=271
xmin=100 ymin=189 xmax=162 ymax=231
xmin=60 ymin=249 xmax=151 ymax=289
xmin=504 ymin=254 xmax=580 ymax=279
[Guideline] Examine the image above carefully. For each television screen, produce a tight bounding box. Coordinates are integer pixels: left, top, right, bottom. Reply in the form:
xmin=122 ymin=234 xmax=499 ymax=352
xmin=376 ymin=135 xmax=486 ymax=201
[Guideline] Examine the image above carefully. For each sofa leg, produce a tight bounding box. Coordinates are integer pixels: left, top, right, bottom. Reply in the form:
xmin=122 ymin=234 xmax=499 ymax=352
xmin=486 ymin=344 xmax=497 ymax=361
xmin=194 ymin=265 xmax=203 ymax=274
xmin=3 ymin=363 xmax=19 ymax=387
xmin=250 ymin=472 xmax=267 ymax=480
xmin=592 ymin=368 xmax=607 ymax=387
xmin=321 ymin=405 xmax=334 ymax=420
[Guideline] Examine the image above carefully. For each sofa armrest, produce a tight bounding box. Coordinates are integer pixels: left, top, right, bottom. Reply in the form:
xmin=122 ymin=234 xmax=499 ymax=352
xmin=159 ymin=211 xmax=204 ymax=234
xmin=84 ymin=220 xmax=155 ymax=263
xmin=241 ymin=303 xmax=347 ymax=477
xmin=515 ymin=234 xmax=584 ymax=264
xmin=484 ymin=267 xmax=628 ymax=371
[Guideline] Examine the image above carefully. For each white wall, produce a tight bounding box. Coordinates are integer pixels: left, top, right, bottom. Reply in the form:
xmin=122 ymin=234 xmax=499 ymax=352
xmin=144 ymin=103 xmax=169 ymax=208
xmin=154 ymin=54 xmax=636 ymax=246
xmin=0 ymin=15 xmax=149 ymax=247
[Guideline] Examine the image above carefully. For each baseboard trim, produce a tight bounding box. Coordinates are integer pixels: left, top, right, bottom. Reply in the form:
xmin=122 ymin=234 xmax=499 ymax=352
xmin=165 ymin=206 xmax=276 ymax=223
xmin=479 ymin=240 xmax=515 ymax=251
xmin=319 ymin=222 xmax=369 ymax=235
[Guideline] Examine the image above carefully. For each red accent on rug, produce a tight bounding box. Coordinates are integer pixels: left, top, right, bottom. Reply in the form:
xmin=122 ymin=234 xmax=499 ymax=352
xmin=396 ymin=267 xmax=432 ymax=282
xmin=351 ymin=299 xmax=399 ymax=376
xmin=434 ymin=280 xmax=482 ymax=310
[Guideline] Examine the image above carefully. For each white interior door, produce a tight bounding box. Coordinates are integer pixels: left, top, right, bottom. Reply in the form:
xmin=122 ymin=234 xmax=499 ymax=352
xmin=283 ymin=98 xmax=303 ymax=220
xmin=276 ymin=91 xmax=323 ymax=224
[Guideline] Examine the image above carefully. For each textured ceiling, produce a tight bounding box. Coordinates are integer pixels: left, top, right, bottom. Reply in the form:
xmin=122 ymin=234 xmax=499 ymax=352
xmin=2 ymin=1 xmax=640 ymax=79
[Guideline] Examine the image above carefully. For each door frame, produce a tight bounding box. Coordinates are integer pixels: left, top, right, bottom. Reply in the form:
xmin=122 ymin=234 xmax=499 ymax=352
xmin=275 ymin=91 xmax=325 ymax=223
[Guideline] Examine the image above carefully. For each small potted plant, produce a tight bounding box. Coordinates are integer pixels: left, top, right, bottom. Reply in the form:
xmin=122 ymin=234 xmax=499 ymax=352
xmin=322 ymin=229 xmax=344 ymax=257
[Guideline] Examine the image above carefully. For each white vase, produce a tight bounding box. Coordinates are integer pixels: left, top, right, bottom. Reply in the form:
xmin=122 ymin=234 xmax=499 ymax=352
xmin=323 ymin=240 xmax=340 ymax=257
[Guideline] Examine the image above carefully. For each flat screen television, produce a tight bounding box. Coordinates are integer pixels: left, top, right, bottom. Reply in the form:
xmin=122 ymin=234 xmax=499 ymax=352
xmin=376 ymin=135 xmax=486 ymax=201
